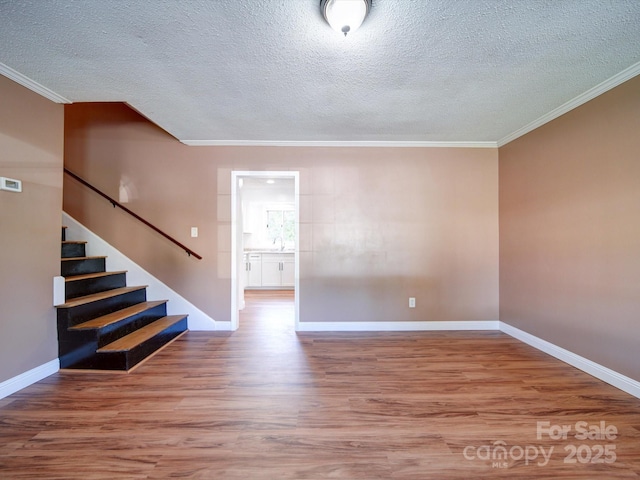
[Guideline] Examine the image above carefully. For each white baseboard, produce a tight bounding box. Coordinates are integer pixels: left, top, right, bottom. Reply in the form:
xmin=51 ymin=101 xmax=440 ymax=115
xmin=214 ymin=321 xmax=233 ymax=331
xmin=500 ymin=322 xmax=640 ymax=399
xmin=63 ymin=212 xmax=217 ymax=331
xmin=296 ymin=320 xmax=500 ymax=332
xmin=0 ymin=359 xmax=59 ymax=400
xmin=295 ymin=319 xmax=640 ymax=399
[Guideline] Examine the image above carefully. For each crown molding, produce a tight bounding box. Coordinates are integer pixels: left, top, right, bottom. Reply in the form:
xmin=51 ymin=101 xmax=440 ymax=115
xmin=181 ymin=139 xmax=498 ymax=148
xmin=498 ymin=61 xmax=640 ymax=147
xmin=5 ymin=57 xmax=637 ymax=148
xmin=0 ymin=62 xmax=71 ymax=104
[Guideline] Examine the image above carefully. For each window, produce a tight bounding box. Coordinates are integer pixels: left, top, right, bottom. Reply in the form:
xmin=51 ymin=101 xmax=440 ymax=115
xmin=267 ymin=209 xmax=295 ymax=249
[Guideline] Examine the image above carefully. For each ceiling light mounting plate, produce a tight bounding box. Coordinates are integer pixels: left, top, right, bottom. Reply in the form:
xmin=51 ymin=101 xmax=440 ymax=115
xmin=320 ymin=0 xmax=372 ymax=37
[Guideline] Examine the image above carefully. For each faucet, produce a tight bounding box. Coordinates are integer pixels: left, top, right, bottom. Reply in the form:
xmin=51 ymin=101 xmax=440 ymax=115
xmin=273 ymin=236 xmax=285 ymax=251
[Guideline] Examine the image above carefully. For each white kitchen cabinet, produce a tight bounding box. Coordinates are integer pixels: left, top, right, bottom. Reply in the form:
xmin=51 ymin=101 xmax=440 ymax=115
xmin=280 ymin=255 xmax=294 ymax=287
xmin=245 ymin=253 xmax=262 ymax=288
xmin=244 ymin=252 xmax=294 ymax=289
xmin=261 ymin=255 xmax=282 ymax=287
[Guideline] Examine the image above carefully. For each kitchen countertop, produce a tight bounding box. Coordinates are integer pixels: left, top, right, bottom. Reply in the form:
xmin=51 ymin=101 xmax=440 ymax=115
xmin=244 ymin=249 xmax=294 ymax=254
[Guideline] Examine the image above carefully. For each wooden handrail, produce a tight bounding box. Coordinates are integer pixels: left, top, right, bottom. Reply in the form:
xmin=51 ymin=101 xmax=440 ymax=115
xmin=64 ymin=168 xmax=203 ymax=260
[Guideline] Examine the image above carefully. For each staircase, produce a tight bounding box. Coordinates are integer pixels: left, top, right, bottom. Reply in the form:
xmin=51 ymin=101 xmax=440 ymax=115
xmin=56 ymin=226 xmax=188 ymax=370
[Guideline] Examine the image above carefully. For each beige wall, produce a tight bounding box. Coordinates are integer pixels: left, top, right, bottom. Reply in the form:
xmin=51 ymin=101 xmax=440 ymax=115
xmin=6 ymin=70 xmax=637 ymax=385
xmin=0 ymin=76 xmax=63 ymax=382
xmin=64 ymin=103 xmax=499 ymax=325
xmin=499 ymin=75 xmax=640 ymax=382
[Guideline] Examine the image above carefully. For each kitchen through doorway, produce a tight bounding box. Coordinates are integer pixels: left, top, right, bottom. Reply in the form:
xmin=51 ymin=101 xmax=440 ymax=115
xmin=231 ymin=171 xmax=299 ymax=331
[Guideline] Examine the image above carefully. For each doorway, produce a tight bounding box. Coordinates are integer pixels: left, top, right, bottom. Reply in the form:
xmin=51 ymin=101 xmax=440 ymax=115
xmin=231 ymin=171 xmax=299 ymax=331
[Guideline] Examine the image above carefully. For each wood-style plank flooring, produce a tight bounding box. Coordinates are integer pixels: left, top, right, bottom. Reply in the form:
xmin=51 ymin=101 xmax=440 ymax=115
xmin=1 ymin=290 xmax=639 ymax=479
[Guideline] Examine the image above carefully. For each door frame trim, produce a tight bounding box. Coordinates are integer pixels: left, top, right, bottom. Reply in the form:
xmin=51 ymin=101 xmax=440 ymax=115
xmin=230 ymin=171 xmax=300 ymax=331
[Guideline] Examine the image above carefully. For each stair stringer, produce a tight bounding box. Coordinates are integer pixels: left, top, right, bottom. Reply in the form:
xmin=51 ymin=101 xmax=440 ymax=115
xmin=63 ymin=212 xmax=216 ymax=331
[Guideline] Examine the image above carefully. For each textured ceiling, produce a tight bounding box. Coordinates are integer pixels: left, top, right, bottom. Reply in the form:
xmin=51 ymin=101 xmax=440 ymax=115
xmin=1 ymin=0 xmax=639 ymax=146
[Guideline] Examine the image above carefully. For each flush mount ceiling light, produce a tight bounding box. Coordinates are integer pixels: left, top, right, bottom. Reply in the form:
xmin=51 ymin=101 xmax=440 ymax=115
xmin=320 ymin=0 xmax=372 ymax=37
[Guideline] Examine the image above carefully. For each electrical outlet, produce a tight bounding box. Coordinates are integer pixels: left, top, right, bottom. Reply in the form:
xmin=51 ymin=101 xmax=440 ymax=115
xmin=190 ymin=227 xmax=198 ymax=238
xmin=409 ymin=297 xmax=416 ymax=308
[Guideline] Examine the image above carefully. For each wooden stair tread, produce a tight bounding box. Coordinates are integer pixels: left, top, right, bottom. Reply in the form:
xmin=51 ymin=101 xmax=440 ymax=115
xmin=70 ymin=300 xmax=167 ymax=330
xmin=61 ymin=255 xmax=107 ymax=262
xmin=57 ymin=228 xmax=187 ymax=371
xmin=65 ymin=270 xmax=128 ymax=282
xmin=58 ymin=286 xmax=147 ymax=308
xmin=98 ymin=316 xmax=187 ymax=352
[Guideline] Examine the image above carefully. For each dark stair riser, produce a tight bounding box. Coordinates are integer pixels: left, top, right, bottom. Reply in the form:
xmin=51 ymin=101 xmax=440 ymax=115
xmin=57 ymin=327 xmax=95 ymax=353
xmin=58 ymin=342 xmax=97 ymax=369
xmin=65 ymin=317 xmax=187 ymax=370
xmin=57 ymin=325 xmax=96 ymax=369
xmin=93 ymin=302 xmax=169 ymax=348
xmin=57 ymin=288 xmax=148 ymax=328
xmin=108 ymin=317 xmax=187 ymax=370
xmin=65 ymin=272 xmax=127 ymax=300
xmin=62 ymin=242 xmax=86 ymax=258
xmin=61 ymin=257 xmax=106 ymax=276
xmin=57 ymin=226 xmax=189 ymax=371
xmin=57 ymin=302 xmax=169 ymax=368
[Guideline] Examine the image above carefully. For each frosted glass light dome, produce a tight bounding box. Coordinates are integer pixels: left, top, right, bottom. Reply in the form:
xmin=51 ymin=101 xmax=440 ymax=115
xmin=321 ymin=0 xmax=371 ymax=36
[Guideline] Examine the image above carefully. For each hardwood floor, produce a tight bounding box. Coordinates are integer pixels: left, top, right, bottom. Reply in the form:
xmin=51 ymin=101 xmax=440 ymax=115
xmin=1 ymin=290 xmax=639 ymax=479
